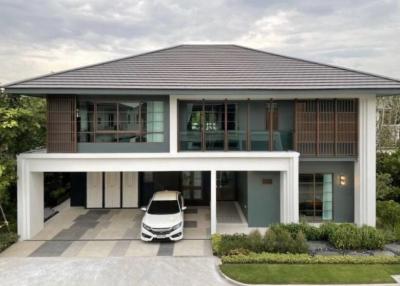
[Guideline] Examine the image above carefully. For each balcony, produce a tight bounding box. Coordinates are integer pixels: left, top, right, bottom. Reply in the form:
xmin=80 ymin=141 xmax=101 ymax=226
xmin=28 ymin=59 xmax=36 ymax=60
xmin=178 ymin=99 xmax=358 ymax=157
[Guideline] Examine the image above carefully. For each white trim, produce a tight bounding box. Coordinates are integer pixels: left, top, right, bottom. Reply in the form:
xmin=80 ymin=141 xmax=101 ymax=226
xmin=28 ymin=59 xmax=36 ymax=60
xmin=17 ymin=151 xmax=299 ymax=240
xmin=210 ymin=170 xmax=217 ymax=234
xmin=354 ymin=96 xmax=376 ymax=226
xmin=169 ymin=95 xmax=178 ymax=153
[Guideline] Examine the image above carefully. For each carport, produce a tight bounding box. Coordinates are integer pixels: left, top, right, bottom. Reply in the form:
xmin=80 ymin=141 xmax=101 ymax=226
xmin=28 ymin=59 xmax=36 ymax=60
xmin=17 ymin=151 xmax=299 ymax=241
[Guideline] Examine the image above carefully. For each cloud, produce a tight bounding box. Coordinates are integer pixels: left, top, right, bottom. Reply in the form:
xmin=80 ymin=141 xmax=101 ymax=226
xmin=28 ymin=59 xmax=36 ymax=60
xmin=0 ymin=0 xmax=399 ymax=85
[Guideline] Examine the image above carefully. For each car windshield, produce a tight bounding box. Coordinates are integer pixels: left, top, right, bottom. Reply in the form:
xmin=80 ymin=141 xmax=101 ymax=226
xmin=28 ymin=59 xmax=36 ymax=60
xmin=147 ymin=200 xmax=180 ymax=215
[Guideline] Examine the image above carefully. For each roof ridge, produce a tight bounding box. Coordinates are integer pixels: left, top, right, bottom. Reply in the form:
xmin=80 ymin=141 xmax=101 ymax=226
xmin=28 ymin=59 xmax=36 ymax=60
xmin=231 ymin=44 xmax=400 ymax=84
xmin=2 ymin=44 xmax=186 ymax=88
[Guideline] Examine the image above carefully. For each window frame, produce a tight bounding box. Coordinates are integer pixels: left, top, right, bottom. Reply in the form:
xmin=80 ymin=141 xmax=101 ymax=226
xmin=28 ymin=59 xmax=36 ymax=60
xmin=299 ymin=172 xmax=334 ymax=223
xmin=77 ymin=100 xmax=164 ymax=143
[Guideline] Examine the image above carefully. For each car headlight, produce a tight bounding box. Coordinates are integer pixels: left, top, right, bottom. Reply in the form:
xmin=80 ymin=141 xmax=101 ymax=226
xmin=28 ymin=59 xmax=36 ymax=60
xmin=171 ymin=222 xmax=183 ymax=231
xmin=142 ymin=223 xmax=152 ymax=231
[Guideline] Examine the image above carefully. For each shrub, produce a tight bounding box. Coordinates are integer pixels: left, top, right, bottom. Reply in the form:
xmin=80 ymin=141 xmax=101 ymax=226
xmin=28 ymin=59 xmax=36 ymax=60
xmin=329 ymin=224 xmax=385 ymax=250
xmin=0 ymin=232 xmax=18 ymax=252
xmin=330 ymin=224 xmax=361 ymax=250
xmin=221 ymin=252 xmax=400 ymax=264
xmin=266 ymin=225 xmax=308 ymax=254
xmin=211 ymin=233 xmax=222 ymax=255
xmin=217 ymin=234 xmax=249 ymax=256
xmin=247 ymin=230 xmax=264 ymax=253
xmin=377 ymin=200 xmax=400 ymax=230
xmin=319 ymin=222 xmax=338 ymax=241
xmin=360 ymin=226 xmax=386 ymax=250
xmin=270 ymin=223 xmax=322 ymax=240
xmin=292 ymin=231 xmax=309 ymax=253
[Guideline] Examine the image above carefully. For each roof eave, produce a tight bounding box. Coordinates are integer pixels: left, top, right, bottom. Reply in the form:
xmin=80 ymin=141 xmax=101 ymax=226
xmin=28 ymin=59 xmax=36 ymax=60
xmin=5 ymin=86 xmax=400 ymax=96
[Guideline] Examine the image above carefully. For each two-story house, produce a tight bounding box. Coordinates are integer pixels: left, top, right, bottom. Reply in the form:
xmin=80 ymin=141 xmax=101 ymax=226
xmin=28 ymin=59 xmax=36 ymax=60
xmin=5 ymin=45 xmax=400 ymax=240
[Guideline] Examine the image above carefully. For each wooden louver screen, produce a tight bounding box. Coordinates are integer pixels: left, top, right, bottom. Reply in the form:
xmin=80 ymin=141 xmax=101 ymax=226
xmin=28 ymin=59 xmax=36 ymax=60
xmin=295 ymin=99 xmax=358 ymax=157
xmin=47 ymin=95 xmax=77 ymax=153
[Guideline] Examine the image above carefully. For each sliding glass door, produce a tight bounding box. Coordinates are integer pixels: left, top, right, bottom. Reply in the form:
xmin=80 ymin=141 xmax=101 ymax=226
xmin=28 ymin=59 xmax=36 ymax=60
xmin=299 ymin=173 xmax=333 ymax=222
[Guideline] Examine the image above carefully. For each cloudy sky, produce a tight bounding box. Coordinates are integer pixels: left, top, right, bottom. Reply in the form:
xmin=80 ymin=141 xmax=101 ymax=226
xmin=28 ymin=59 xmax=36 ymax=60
xmin=1 ymin=0 xmax=400 ymax=85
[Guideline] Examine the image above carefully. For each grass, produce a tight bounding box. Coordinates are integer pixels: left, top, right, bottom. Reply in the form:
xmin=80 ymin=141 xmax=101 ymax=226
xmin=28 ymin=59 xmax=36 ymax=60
xmin=220 ymin=264 xmax=400 ymax=284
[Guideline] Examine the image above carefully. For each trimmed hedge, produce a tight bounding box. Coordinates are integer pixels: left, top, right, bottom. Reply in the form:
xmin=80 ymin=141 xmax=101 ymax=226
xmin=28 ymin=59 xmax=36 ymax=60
xmin=275 ymin=223 xmax=386 ymax=250
xmin=0 ymin=232 xmax=18 ymax=253
xmin=221 ymin=252 xmax=400 ymax=264
xmin=212 ymin=228 xmax=309 ymax=256
xmin=212 ymin=223 xmax=386 ymax=256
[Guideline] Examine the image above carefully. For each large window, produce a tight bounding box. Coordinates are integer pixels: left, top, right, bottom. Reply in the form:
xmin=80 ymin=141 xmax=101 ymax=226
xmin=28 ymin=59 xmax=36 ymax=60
xmin=77 ymin=101 xmax=164 ymax=143
xmin=179 ymin=100 xmax=293 ymax=151
xmin=299 ymin=173 xmax=333 ymax=222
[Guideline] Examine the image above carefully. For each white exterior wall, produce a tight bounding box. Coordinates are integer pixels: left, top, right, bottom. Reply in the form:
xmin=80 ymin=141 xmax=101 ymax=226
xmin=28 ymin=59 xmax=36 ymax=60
xmin=17 ymin=152 xmax=299 ymax=240
xmin=354 ymin=96 xmax=377 ymax=226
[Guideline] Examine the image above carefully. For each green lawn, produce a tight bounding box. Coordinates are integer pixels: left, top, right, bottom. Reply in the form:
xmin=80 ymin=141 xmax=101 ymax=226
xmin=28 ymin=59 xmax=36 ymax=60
xmin=220 ymin=264 xmax=400 ymax=284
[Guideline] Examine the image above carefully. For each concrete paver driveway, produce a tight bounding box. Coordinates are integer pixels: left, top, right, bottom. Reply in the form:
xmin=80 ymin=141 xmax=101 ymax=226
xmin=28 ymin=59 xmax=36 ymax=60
xmin=0 ymin=256 xmax=230 ymax=286
xmin=1 ymin=207 xmax=212 ymax=258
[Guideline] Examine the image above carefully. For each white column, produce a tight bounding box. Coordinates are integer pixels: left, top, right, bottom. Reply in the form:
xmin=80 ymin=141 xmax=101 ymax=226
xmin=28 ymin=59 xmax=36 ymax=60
xmin=279 ymin=171 xmax=287 ymax=223
xmin=210 ymin=170 xmax=217 ymax=234
xmin=280 ymin=156 xmax=299 ymax=223
xmin=17 ymin=157 xmax=44 ymax=240
xmin=355 ymin=96 xmax=376 ymax=226
xmin=169 ymin=95 xmax=178 ymax=153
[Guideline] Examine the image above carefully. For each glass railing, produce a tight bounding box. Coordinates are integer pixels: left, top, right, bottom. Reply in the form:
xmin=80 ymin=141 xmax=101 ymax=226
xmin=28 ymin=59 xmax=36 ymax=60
xmin=179 ymin=131 xmax=202 ymax=151
xmin=227 ymin=130 xmax=247 ymax=151
xmin=179 ymin=130 xmax=293 ymax=151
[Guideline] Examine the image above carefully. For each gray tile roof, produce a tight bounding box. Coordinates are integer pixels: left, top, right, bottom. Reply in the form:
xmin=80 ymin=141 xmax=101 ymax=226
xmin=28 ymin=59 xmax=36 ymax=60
xmin=5 ymin=44 xmax=400 ymax=90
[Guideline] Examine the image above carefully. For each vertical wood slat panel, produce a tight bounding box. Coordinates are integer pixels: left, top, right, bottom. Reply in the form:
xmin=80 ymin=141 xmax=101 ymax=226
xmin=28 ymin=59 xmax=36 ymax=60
xmin=47 ymin=95 xmax=77 ymax=153
xmin=295 ymin=99 xmax=358 ymax=157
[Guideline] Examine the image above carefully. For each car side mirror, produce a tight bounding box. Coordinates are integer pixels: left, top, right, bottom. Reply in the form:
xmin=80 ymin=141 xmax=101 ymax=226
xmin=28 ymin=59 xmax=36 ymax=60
xmin=182 ymin=206 xmax=187 ymax=211
xmin=141 ymin=207 xmax=147 ymax=211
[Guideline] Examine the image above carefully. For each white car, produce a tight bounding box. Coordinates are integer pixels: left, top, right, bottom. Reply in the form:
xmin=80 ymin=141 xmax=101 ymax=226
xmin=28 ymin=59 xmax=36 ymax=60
xmin=141 ymin=190 xmax=186 ymax=241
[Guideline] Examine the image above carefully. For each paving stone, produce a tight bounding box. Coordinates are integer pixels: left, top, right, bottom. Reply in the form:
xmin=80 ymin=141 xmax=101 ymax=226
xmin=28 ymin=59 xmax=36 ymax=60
xmin=344 ymin=251 xmax=371 ymax=256
xmin=157 ymin=242 xmax=174 ymax=256
xmin=109 ymin=241 xmax=131 ymax=257
xmin=370 ymin=250 xmax=396 ymax=256
xmin=185 ymin=208 xmax=198 ymax=214
xmin=307 ymin=240 xmax=332 ymax=252
xmin=184 ymin=221 xmax=197 ymax=228
xmin=385 ymin=243 xmax=400 ymax=255
xmin=29 ymin=241 xmax=73 ymax=257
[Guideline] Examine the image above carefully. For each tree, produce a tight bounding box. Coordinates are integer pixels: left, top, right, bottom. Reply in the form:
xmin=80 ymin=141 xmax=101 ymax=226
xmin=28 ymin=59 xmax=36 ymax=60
xmin=0 ymin=90 xmax=46 ymax=220
xmin=377 ymin=96 xmax=400 ymax=151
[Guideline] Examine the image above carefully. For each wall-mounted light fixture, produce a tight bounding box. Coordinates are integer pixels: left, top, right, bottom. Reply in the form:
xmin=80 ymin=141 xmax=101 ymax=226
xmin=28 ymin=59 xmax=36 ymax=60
xmin=339 ymin=175 xmax=347 ymax=186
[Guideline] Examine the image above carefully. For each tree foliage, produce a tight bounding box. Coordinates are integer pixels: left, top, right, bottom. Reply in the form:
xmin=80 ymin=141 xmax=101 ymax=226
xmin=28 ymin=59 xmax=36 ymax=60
xmin=0 ymin=91 xmax=46 ymax=211
xmin=377 ymin=96 xmax=400 ymax=151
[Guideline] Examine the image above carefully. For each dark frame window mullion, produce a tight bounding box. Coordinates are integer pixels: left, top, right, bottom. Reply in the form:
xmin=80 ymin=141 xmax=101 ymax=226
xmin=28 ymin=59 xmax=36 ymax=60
xmin=224 ymin=99 xmax=228 ymax=151
xmin=201 ymin=99 xmax=205 ymax=151
xmin=269 ymin=98 xmax=274 ymax=151
xmin=247 ymin=98 xmax=250 ymax=151
xmin=116 ymin=103 xmax=120 ymax=143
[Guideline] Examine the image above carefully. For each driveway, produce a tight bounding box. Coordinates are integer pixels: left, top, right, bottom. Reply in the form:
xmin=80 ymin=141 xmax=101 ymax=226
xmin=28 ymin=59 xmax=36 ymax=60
xmin=0 ymin=256 xmax=230 ymax=286
xmin=1 ymin=207 xmax=211 ymax=258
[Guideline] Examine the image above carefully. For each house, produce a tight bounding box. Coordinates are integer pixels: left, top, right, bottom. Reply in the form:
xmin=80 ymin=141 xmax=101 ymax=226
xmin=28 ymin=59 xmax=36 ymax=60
xmin=4 ymin=44 xmax=400 ymax=241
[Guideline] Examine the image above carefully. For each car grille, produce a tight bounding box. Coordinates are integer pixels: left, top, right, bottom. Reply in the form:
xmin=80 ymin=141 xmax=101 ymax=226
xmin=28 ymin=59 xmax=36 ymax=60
xmin=151 ymin=227 xmax=172 ymax=235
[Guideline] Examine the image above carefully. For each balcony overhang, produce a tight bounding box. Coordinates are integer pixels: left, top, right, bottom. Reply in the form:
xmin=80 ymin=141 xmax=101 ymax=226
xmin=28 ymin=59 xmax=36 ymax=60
xmin=18 ymin=150 xmax=299 ymax=173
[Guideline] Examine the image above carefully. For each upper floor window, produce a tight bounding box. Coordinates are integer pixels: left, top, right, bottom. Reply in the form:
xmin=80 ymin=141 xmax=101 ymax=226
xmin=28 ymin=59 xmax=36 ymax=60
xmin=178 ymin=100 xmax=294 ymax=151
xmin=77 ymin=100 xmax=164 ymax=143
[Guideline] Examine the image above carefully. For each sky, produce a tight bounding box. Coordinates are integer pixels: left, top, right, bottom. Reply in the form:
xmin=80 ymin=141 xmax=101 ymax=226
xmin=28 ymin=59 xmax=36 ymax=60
xmin=1 ymin=0 xmax=400 ymax=85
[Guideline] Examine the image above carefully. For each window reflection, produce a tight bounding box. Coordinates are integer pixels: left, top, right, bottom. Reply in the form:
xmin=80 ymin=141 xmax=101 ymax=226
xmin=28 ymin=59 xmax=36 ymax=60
xmin=77 ymin=101 xmax=164 ymax=143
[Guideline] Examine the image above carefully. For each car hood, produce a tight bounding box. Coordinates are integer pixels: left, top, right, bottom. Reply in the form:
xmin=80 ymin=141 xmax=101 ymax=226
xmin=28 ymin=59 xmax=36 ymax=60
xmin=142 ymin=212 xmax=182 ymax=229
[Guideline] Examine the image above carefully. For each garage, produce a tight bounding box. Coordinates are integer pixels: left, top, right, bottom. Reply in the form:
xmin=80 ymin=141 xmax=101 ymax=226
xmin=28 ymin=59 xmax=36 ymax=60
xmin=71 ymin=171 xmax=210 ymax=209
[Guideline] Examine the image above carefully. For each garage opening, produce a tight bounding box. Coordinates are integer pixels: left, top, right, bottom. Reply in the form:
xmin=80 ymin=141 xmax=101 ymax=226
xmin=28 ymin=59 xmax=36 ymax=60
xmin=35 ymin=171 xmax=211 ymax=242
